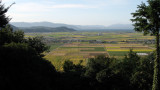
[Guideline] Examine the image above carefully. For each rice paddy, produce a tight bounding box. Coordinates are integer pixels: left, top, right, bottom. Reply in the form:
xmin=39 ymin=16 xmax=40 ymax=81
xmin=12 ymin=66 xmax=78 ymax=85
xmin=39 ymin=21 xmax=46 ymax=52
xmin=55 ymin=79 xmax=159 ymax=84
xmin=105 ymin=44 xmax=154 ymax=58
xmin=27 ymin=31 xmax=155 ymax=70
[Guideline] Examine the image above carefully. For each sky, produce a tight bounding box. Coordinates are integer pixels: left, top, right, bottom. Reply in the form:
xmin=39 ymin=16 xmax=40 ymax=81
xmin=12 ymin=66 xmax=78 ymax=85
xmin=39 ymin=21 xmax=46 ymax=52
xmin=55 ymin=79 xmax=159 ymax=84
xmin=2 ymin=0 xmax=147 ymax=26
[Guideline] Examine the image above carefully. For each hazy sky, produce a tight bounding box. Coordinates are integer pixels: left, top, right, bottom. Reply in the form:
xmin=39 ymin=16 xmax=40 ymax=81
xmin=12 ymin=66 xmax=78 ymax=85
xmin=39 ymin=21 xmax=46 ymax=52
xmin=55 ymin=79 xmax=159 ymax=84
xmin=3 ymin=0 xmax=147 ymax=26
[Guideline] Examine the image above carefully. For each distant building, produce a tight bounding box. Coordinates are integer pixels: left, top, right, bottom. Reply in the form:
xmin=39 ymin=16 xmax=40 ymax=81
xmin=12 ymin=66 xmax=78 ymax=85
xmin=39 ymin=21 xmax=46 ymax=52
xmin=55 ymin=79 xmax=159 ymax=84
xmin=97 ymin=32 xmax=103 ymax=36
xmin=136 ymin=53 xmax=148 ymax=56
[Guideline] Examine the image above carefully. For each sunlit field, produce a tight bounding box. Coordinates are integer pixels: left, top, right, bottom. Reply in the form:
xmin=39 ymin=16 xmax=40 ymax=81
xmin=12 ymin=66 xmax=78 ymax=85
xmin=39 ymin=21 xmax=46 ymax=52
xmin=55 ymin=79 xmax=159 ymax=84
xmin=26 ymin=31 xmax=155 ymax=70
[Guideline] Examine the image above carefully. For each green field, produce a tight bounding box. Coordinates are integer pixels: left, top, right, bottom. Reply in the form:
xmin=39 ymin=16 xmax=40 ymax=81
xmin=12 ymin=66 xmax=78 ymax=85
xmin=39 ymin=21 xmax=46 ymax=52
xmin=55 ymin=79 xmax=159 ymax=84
xmin=49 ymin=43 xmax=62 ymax=51
xmin=25 ymin=32 xmax=154 ymax=41
xmin=26 ymin=31 xmax=155 ymax=70
xmin=61 ymin=47 xmax=106 ymax=51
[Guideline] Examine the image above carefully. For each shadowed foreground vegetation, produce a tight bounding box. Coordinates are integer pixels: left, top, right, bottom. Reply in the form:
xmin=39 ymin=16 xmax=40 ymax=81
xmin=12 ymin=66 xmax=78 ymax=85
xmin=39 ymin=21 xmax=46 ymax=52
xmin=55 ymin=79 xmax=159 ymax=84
xmin=0 ymin=25 xmax=155 ymax=90
xmin=58 ymin=50 xmax=154 ymax=90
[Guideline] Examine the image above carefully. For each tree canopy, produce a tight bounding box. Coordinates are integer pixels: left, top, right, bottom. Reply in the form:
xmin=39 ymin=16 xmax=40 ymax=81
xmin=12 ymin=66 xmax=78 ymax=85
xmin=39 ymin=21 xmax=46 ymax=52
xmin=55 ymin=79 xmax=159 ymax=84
xmin=0 ymin=0 xmax=13 ymax=28
xmin=131 ymin=1 xmax=160 ymax=90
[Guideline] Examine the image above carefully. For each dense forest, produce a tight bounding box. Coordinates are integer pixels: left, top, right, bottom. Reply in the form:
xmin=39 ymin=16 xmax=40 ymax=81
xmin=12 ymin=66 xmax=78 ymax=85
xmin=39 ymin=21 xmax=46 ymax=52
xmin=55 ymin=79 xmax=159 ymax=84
xmin=0 ymin=0 xmax=160 ymax=90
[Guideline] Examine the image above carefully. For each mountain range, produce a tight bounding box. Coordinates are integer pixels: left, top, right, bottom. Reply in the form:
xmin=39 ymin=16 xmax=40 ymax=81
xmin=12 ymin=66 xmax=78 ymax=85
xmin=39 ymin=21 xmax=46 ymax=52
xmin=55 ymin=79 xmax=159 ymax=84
xmin=10 ymin=22 xmax=134 ymax=30
xmin=18 ymin=26 xmax=76 ymax=33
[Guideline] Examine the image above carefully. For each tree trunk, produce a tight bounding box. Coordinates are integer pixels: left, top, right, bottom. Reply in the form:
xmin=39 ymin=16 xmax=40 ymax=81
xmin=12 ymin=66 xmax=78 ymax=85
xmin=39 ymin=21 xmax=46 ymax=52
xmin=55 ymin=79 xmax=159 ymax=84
xmin=152 ymin=30 xmax=160 ymax=90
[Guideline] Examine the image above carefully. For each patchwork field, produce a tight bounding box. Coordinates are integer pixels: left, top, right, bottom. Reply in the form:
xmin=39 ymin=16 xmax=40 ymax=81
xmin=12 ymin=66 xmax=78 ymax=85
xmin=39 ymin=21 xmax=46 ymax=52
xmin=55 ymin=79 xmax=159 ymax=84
xmin=26 ymin=31 xmax=155 ymax=70
xmin=45 ymin=43 xmax=109 ymax=70
xmin=105 ymin=44 xmax=153 ymax=58
xmin=45 ymin=43 xmax=154 ymax=70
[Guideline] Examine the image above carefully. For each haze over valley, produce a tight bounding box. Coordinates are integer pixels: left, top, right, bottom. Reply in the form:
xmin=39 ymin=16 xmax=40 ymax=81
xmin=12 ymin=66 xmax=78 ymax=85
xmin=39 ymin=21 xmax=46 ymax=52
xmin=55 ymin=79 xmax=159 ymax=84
xmin=10 ymin=22 xmax=134 ymax=32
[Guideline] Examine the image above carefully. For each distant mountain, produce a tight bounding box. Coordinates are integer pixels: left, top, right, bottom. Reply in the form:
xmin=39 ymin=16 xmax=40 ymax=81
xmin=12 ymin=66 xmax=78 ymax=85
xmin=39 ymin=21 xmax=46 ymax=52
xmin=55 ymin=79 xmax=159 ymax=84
xmin=10 ymin=22 xmax=79 ymax=30
xmin=18 ymin=26 xmax=76 ymax=33
xmin=9 ymin=24 xmax=19 ymax=31
xmin=10 ymin=22 xmax=134 ymax=30
xmin=106 ymin=24 xmax=134 ymax=29
xmin=11 ymin=22 xmax=73 ymax=28
xmin=75 ymin=25 xmax=107 ymax=30
xmin=10 ymin=22 xmax=107 ymax=30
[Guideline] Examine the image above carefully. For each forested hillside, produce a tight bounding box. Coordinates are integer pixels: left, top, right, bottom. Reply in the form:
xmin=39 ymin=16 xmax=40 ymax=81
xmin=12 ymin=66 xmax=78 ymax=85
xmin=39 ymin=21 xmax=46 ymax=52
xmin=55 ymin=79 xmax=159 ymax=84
xmin=19 ymin=26 xmax=76 ymax=32
xmin=10 ymin=25 xmax=76 ymax=32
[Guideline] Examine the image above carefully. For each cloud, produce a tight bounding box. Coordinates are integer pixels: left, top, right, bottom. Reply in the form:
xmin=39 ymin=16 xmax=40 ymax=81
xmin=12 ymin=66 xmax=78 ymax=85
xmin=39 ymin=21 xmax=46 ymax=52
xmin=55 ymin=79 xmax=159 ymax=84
xmin=6 ymin=0 xmax=129 ymax=14
xmin=5 ymin=0 xmax=133 ymax=25
xmin=9 ymin=2 xmax=97 ymax=13
xmin=3 ymin=0 xmax=13 ymax=2
xmin=2 ymin=0 xmax=16 ymax=4
xmin=8 ymin=13 xmax=44 ymax=22
xmin=50 ymin=4 xmax=96 ymax=9
xmin=11 ymin=3 xmax=49 ymax=13
xmin=111 ymin=0 xmax=129 ymax=4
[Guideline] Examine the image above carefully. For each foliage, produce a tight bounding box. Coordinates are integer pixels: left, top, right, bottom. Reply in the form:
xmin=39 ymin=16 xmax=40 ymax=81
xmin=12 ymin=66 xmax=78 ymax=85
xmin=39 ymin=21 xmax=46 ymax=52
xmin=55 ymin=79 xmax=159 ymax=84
xmin=130 ymin=54 xmax=154 ymax=90
xmin=0 ymin=14 xmax=57 ymax=90
xmin=63 ymin=60 xmax=75 ymax=72
xmin=0 ymin=24 xmax=155 ymax=90
xmin=84 ymin=55 xmax=118 ymax=89
xmin=131 ymin=0 xmax=160 ymax=36
xmin=57 ymin=60 xmax=88 ymax=90
xmin=0 ymin=25 xmax=13 ymax=45
xmin=26 ymin=36 xmax=49 ymax=56
xmin=131 ymin=0 xmax=160 ymax=90
xmin=0 ymin=0 xmax=11 ymax=28
xmin=0 ymin=42 xmax=57 ymax=90
xmin=85 ymin=55 xmax=113 ymax=78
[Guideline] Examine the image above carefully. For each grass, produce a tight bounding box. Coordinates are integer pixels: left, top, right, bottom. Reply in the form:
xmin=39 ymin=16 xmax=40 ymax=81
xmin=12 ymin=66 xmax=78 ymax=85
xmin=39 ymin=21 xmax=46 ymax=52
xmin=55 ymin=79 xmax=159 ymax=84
xmin=61 ymin=47 xmax=106 ymax=51
xmin=49 ymin=43 xmax=62 ymax=51
xmin=105 ymin=43 xmax=154 ymax=57
xmin=45 ymin=55 xmax=87 ymax=71
xmin=106 ymin=47 xmax=120 ymax=49
xmin=108 ymin=51 xmax=129 ymax=56
xmin=81 ymin=47 xmax=105 ymax=51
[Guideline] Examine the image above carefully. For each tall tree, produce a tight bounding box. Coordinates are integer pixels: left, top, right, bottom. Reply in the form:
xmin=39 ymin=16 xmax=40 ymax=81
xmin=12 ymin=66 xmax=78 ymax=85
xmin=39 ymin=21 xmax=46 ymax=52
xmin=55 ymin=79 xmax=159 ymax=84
xmin=131 ymin=0 xmax=160 ymax=90
xmin=0 ymin=0 xmax=14 ymax=28
xmin=0 ymin=1 xmax=58 ymax=90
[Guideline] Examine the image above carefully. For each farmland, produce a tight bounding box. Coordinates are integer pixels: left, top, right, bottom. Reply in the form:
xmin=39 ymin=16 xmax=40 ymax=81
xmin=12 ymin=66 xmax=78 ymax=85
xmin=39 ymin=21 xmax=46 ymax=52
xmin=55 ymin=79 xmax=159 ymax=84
xmin=44 ymin=43 xmax=108 ymax=70
xmin=26 ymin=31 xmax=155 ymax=70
